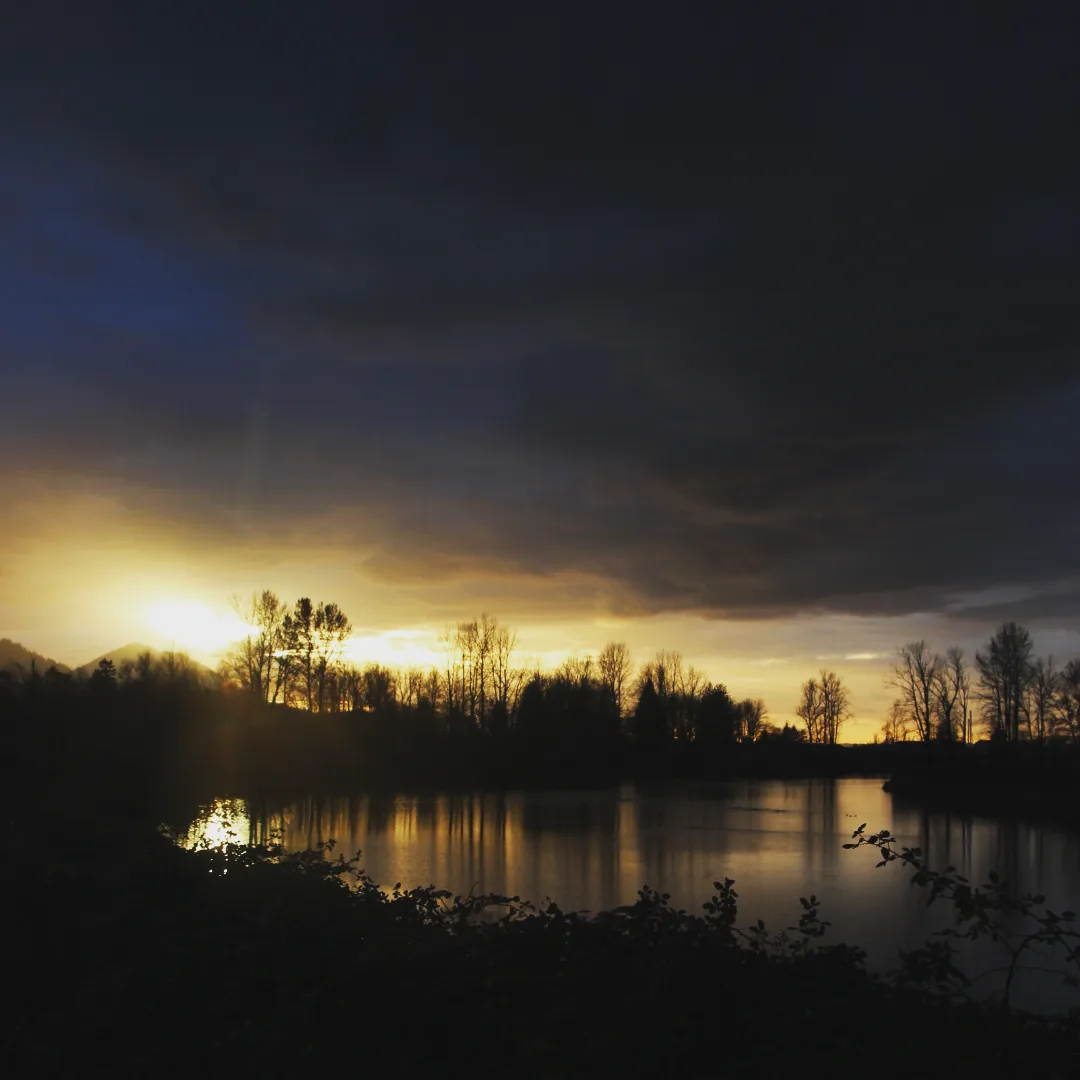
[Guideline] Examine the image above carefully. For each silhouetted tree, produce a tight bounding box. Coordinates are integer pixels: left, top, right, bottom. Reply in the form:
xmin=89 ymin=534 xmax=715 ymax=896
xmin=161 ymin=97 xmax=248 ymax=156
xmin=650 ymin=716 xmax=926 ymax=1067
xmin=933 ymin=646 xmax=970 ymax=743
xmin=1024 ymin=657 xmax=1058 ymax=746
xmin=1056 ymin=660 xmax=1080 ymax=744
xmin=362 ymin=664 xmax=396 ymax=712
xmin=598 ymin=641 xmax=632 ymax=719
xmin=695 ymin=684 xmax=740 ymax=750
xmin=796 ymin=672 xmax=848 ymax=745
xmin=515 ymin=674 xmax=547 ymax=741
xmin=737 ymin=698 xmax=768 ymax=742
xmin=439 ymin=625 xmax=460 ymax=717
xmin=632 ymin=676 xmax=668 ymax=750
xmin=889 ymin=641 xmax=940 ymax=745
xmin=272 ymin=612 xmax=296 ymax=705
xmin=976 ymin=623 xmax=1034 ymax=742
xmin=795 ymin=678 xmax=823 ymax=743
xmin=639 ymin=651 xmax=699 ymax=741
xmin=881 ymin=701 xmax=911 ymax=743
xmin=675 ymin=664 xmax=705 ymax=743
xmin=397 ymin=667 xmax=428 ymax=709
xmin=222 ymin=589 xmax=287 ymax=702
xmin=288 ymin=598 xmax=317 ymax=710
xmin=90 ymin=657 xmax=117 ymax=690
xmin=488 ymin=621 xmax=519 ymax=727
xmin=312 ymin=602 xmax=351 ymax=712
xmin=759 ymin=722 xmax=805 ymax=745
xmin=819 ymin=670 xmax=849 ymax=745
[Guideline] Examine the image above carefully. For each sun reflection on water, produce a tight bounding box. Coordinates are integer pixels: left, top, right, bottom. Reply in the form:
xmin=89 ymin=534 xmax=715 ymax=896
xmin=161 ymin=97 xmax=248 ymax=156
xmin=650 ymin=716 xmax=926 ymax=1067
xmin=184 ymin=798 xmax=252 ymax=850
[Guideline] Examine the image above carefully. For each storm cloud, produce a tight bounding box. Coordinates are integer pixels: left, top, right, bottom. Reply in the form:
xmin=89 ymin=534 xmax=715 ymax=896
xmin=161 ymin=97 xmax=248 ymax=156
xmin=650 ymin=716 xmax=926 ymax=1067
xmin=2 ymin=4 xmax=1079 ymax=626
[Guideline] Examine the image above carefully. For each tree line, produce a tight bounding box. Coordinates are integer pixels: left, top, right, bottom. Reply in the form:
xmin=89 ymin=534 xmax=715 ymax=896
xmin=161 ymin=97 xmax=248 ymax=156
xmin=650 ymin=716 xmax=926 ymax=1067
xmin=884 ymin=622 xmax=1080 ymax=746
xmin=219 ymin=590 xmax=809 ymax=748
xmin=16 ymin=590 xmax=1076 ymax=758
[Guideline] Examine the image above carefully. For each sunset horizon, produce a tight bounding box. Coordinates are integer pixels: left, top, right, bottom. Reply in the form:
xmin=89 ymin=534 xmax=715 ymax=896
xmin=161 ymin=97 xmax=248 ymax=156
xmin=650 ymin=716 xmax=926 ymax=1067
xmin=6 ymin=8 xmax=1080 ymax=1070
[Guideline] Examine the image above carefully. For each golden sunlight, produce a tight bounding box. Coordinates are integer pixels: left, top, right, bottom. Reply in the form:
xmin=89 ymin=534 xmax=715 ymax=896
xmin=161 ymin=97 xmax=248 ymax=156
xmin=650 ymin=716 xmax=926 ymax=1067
xmin=184 ymin=798 xmax=251 ymax=850
xmin=344 ymin=629 xmax=441 ymax=669
xmin=145 ymin=600 xmax=248 ymax=653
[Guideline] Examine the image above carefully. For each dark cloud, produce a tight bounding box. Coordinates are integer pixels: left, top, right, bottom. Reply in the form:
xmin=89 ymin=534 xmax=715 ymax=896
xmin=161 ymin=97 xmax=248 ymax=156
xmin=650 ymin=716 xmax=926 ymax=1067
xmin=2 ymin=5 xmax=1079 ymax=623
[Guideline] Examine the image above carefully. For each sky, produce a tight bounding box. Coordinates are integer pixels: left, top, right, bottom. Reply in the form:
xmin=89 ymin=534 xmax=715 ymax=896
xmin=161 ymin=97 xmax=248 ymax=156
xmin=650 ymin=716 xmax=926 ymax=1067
xmin=2 ymin=6 xmax=1079 ymax=738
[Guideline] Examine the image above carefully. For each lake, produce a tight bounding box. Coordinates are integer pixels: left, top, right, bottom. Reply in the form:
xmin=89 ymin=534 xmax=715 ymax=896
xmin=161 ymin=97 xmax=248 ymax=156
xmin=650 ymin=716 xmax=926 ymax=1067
xmin=187 ymin=777 xmax=1080 ymax=1013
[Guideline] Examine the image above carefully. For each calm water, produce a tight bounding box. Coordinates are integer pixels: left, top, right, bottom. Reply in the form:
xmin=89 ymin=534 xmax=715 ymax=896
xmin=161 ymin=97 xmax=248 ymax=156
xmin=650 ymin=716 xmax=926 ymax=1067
xmin=188 ymin=777 xmax=1080 ymax=1012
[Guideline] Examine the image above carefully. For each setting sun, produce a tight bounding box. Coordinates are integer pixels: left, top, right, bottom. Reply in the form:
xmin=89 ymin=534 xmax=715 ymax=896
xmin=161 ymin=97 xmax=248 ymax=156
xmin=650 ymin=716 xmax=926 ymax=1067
xmin=145 ymin=600 xmax=248 ymax=653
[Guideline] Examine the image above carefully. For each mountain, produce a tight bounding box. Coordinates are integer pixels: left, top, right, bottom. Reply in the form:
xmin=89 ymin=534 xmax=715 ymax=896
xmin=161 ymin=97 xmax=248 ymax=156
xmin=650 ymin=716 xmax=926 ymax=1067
xmin=77 ymin=643 xmax=222 ymax=686
xmin=0 ymin=638 xmax=70 ymax=676
xmin=76 ymin=642 xmax=165 ymax=675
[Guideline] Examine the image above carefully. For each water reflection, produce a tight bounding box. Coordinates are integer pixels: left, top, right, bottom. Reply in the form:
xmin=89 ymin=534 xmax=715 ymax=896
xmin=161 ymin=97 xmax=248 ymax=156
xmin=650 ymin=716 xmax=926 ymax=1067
xmin=185 ymin=778 xmax=1079 ymax=1011
xmin=184 ymin=798 xmax=250 ymax=848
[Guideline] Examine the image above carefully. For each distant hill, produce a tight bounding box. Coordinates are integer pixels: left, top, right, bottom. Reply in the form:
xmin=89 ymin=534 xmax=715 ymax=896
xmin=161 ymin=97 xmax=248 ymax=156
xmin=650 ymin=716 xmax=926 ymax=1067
xmin=76 ymin=642 xmax=165 ymax=675
xmin=77 ymin=643 xmax=221 ymax=687
xmin=0 ymin=638 xmax=70 ymax=676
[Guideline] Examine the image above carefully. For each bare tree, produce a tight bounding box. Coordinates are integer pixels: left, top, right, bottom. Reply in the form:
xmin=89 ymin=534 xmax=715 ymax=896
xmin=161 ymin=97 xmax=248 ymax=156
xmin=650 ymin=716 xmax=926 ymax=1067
xmin=393 ymin=666 xmax=424 ymax=708
xmin=220 ymin=589 xmax=286 ymax=702
xmin=956 ymin=648 xmax=973 ymax=744
xmin=1024 ymin=657 xmax=1058 ymax=746
xmin=439 ymin=625 xmax=460 ymax=716
xmin=456 ymin=619 xmax=479 ymax=723
xmin=559 ymin=654 xmax=595 ymax=688
xmin=1055 ymin=659 xmax=1080 ymax=745
xmin=598 ymin=641 xmax=633 ymax=718
xmin=648 ymin=650 xmax=686 ymax=739
xmin=889 ymin=641 xmax=941 ymax=744
xmin=362 ymin=663 xmax=396 ymax=711
xmin=476 ymin=613 xmax=498 ymax=728
xmin=338 ymin=664 xmax=364 ymax=711
xmin=676 ymin=664 xmax=705 ymax=743
xmin=976 ymin=622 xmax=1034 ymax=742
xmin=423 ymin=667 xmax=441 ymax=711
xmin=933 ymin=646 xmax=969 ymax=742
xmin=738 ymin=698 xmax=768 ymax=742
xmin=819 ymin=669 xmax=850 ymax=745
xmin=882 ymin=700 xmax=912 ymax=743
xmin=795 ymin=678 xmax=824 ymax=743
xmin=652 ymin=650 xmax=683 ymax=703
xmin=489 ymin=623 xmax=518 ymax=718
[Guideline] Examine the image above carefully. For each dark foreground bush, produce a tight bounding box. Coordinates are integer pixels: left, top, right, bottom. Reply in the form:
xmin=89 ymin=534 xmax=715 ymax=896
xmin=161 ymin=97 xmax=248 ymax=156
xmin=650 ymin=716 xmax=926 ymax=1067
xmin=7 ymin=818 xmax=1079 ymax=1078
